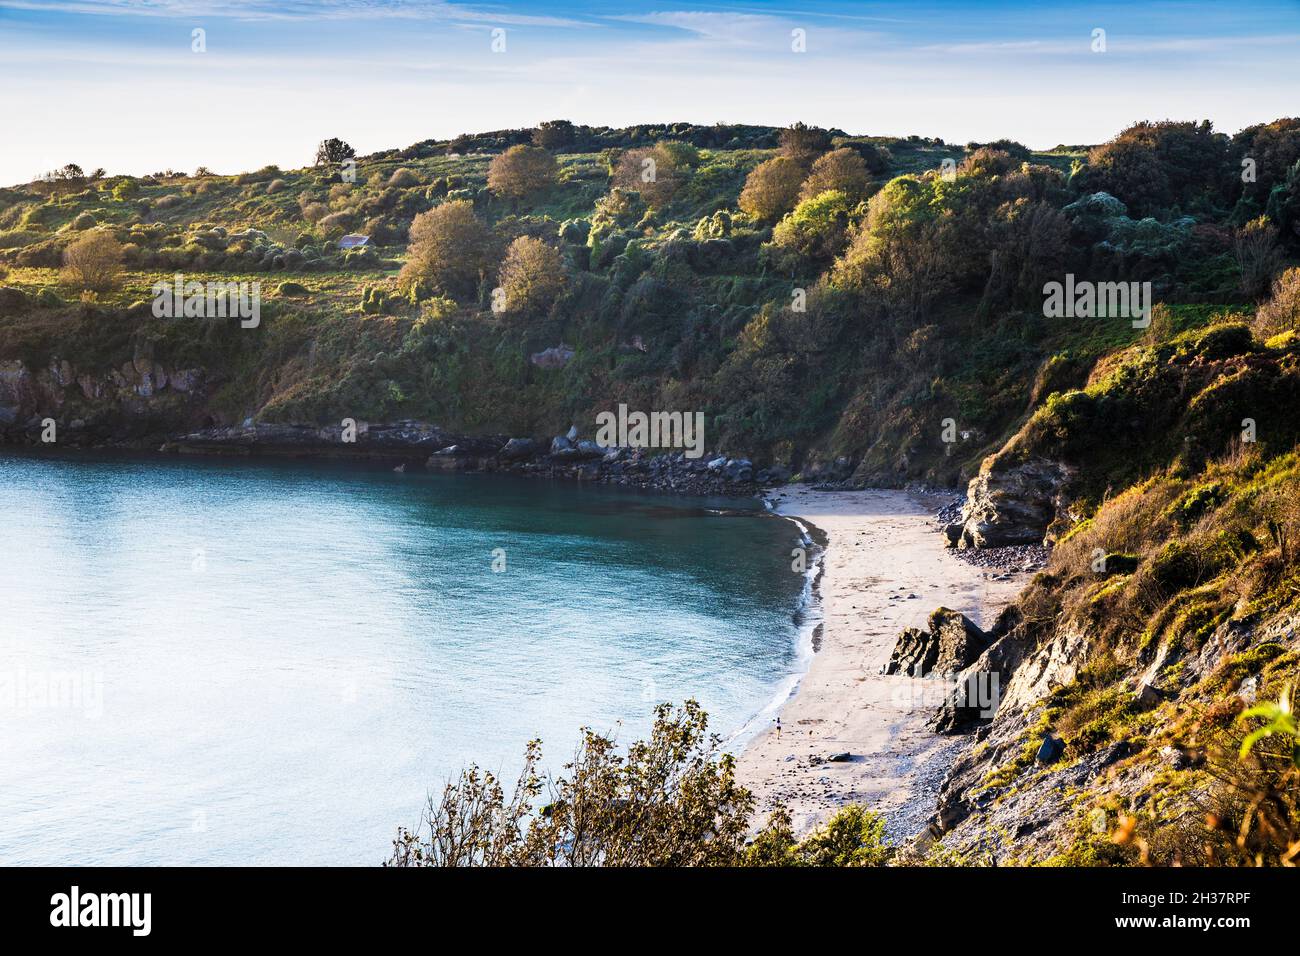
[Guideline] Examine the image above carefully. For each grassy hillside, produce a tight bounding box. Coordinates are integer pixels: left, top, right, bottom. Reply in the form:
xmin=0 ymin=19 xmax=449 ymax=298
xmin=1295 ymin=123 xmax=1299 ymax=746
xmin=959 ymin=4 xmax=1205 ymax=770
xmin=4 ymin=117 xmax=1300 ymax=863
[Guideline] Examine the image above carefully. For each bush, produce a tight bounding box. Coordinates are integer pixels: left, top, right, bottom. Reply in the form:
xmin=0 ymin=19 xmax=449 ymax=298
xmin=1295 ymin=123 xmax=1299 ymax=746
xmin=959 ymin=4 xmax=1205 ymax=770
xmin=497 ymin=235 xmax=565 ymax=315
xmin=398 ymin=200 xmax=492 ymax=300
xmin=387 ymin=167 xmax=420 ymax=188
xmin=388 ymin=701 xmax=756 ymax=867
xmin=1255 ymin=267 xmax=1300 ymax=338
xmin=779 ymin=121 xmax=832 ymax=165
xmin=768 ymin=189 xmax=853 ymax=270
xmin=611 ymin=144 xmax=683 ymax=208
xmin=738 ymin=156 xmax=804 ymax=222
xmin=266 ymin=178 xmax=287 ymax=194
xmin=800 ymin=147 xmax=870 ymax=202
xmin=487 ymin=145 xmax=557 ymax=201
xmin=60 ymin=230 xmax=123 ymax=292
xmin=70 ymin=211 xmax=96 ymax=230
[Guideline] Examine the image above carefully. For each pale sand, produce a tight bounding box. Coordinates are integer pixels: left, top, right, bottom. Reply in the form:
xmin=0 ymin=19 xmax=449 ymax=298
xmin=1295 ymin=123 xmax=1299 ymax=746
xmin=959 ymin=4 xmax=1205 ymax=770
xmin=736 ymin=486 xmax=1029 ymax=838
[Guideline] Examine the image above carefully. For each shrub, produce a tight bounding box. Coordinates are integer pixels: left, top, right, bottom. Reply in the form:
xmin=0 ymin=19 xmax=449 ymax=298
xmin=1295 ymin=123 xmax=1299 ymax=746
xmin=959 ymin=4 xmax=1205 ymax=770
xmin=611 ymin=144 xmax=683 ymax=208
xmin=800 ymin=147 xmax=870 ymax=202
xmin=497 ymin=235 xmax=566 ymax=316
xmin=768 ymin=189 xmax=853 ymax=270
xmin=60 ymin=230 xmax=123 ymax=292
xmin=398 ymin=200 xmax=492 ymax=300
xmin=70 ymin=211 xmax=96 ymax=230
xmin=266 ymin=178 xmax=287 ymax=194
xmin=1234 ymin=217 xmax=1283 ymax=299
xmin=738 ymin=156 xmax=805 ymax=222
xmin=1079 ymin=120 xmax=1233 ymax=218
xmin=387 ymin=167 xmax=420 ymax=188
xmin=387 ymin=701 xmax=756 ymax=867
xmin=791 ymin=805 xmax=893 ymax=867
xmin=1255 ymin=266 xmax=1300 ymax=338
xmin=487 ymin=145 xmax=557 ymax=201
xmin=958 ymin=147 xmax=1019 ymax=178
xmin=779 ymin=121 xmax=832 ymax=165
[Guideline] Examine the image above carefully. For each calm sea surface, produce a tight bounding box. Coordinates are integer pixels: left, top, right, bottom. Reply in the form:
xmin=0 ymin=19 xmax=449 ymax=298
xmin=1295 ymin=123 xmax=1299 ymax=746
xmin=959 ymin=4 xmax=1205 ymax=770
xmin=0 ymin=452 xmax=808 ymax=864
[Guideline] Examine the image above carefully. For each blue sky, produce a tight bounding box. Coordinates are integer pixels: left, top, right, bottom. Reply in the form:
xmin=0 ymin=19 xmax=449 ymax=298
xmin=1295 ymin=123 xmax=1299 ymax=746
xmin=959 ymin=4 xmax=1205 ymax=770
xmin=1 ymin=0 xmax=1298 ymax=186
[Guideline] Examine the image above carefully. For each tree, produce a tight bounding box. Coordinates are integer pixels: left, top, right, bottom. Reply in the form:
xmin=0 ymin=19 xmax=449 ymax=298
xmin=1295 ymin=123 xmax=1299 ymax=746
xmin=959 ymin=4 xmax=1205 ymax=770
xmin=779 ymin=121 xmax=832 ymax=166
xmin=1079 ymin=120 xmax=1232 ymax=218
xmin=738 ymin=156 xmax=805 ymax=222
xmin=799 ymin=147 xmax=871 ymax=202
xmin=833 ymin=175 xmax=957 ymax=322
xmin=61 ymin=230 xmax=123 ymax=292
xmin=34 ymin=163 xmax=86 ymax=197
xmin=497 ymin=236 xmax=566 ymax=316
xmin=314 ymin=137 xmax=356 ymax=167
xmin=769 ymin=189 xmax=854 ymax=271
xmin=487 ymin=145 xmax=558 ymax=201
xmin=611 ymin=143 xmax=687 ymax=209
xmin=533 ymin=119 xmax=576 ymax=151
xmin=398 ymin=200 xmax=492 ymax=301
xmin=1234 ymin=216 xmax=1283 ymax=299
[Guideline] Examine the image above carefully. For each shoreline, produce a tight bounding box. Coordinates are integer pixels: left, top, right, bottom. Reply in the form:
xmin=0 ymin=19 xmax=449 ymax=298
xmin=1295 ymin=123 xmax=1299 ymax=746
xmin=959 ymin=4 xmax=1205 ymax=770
xmin=735 ymin=485 xmax=1031 ymax=841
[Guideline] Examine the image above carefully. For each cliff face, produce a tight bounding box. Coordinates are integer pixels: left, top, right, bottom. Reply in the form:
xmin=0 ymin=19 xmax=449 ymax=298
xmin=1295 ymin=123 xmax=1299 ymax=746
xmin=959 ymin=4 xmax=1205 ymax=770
xmin=918 ymin=327 xmax=1300 ymax=864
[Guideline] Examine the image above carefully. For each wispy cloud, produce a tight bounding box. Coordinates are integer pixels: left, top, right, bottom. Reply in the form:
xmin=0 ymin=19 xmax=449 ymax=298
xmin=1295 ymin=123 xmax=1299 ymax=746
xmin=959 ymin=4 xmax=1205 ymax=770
xmin=0 ymin=0 xmax=590 ymax=27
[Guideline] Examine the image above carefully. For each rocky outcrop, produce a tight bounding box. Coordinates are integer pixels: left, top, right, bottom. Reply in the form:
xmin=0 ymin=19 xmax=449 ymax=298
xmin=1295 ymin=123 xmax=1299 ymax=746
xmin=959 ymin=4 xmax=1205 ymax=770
xmin=946 ymin=457 xmax=1074 ymax=549
xmin=884 ymin=608 xmax=989 ymax=678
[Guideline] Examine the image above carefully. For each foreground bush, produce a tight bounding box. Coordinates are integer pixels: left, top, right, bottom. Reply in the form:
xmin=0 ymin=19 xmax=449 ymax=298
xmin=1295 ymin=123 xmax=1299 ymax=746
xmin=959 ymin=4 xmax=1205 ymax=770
xmin=388 ymin=701 xmax=756 ymax=866
xmin=60 ymin=229 xmax=123 ymax=292
xmin=387 ymin=700 xmax=898 ymax=867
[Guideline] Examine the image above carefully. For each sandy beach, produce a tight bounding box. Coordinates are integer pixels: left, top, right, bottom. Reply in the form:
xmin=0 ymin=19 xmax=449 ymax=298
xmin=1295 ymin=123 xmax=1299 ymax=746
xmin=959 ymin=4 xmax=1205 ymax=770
xmin=736 ymin=486 xmax=1030 ymax=839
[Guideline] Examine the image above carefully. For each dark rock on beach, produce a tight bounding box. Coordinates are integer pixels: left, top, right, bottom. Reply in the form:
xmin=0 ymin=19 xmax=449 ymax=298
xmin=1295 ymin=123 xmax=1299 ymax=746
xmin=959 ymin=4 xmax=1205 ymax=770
xmin=884 ymin=607 xmax=989 ymax=678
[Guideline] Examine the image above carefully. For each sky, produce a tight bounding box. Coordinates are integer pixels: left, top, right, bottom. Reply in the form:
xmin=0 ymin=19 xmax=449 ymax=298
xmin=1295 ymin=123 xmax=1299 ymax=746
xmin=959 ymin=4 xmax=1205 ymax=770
xmin=1 ymin=0 xmax=1298 ymax=186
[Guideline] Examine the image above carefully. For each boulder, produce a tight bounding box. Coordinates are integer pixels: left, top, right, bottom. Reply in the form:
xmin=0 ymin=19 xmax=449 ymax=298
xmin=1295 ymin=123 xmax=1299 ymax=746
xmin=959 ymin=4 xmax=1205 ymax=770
xmin=1035 ymin=734 xmax=1064 ymax=764
xmin=953 ymin=457 xmax=1073 ymax=549
xmin=498 ymin=437 xmax=537 ymax=461
xmin=883 ymin=608 xmax=988 ymax=678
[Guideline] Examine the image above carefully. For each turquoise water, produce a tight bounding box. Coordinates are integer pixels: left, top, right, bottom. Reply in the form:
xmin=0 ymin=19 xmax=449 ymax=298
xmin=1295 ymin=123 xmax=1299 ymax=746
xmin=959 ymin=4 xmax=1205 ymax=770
xmin=0 ymin=452 xmax=808 ymax=865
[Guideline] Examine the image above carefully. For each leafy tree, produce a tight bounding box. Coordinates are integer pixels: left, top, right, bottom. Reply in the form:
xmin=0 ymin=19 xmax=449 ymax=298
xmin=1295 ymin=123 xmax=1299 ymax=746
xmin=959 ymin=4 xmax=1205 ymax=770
xmin=800 ymin=147 xmax=871 ymax=202
xmin=497 ymin=236 xmax=566 ymax=316
xmin=768 ymin=189 xmax=854 ymax=271
xmin=779 ymin=121 xmax=832 ymax=165
xmin=398 ymin=200 xmax=492 ymax=301
xmin=611 ymin=143 xmax=685 ymax=209
xmin=60 ymin=230 xmax=123 ymax=292
xmin=488 ymin=144 xmax=558 ymax=201
xmin=833 ymin=175 xmax=957 ymax=321
xmin=533 ymin=119 xmax=577 ymax=151
xmin=738 ymin=156 xmax=805 ymax=222
xmin=1233 ymin=118 xmax=1300 ymax=208
xmin=314 ymin=137 xmax=356 ymax=167
xmin=1078 ymin=120 xmax=1232 ymax=218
